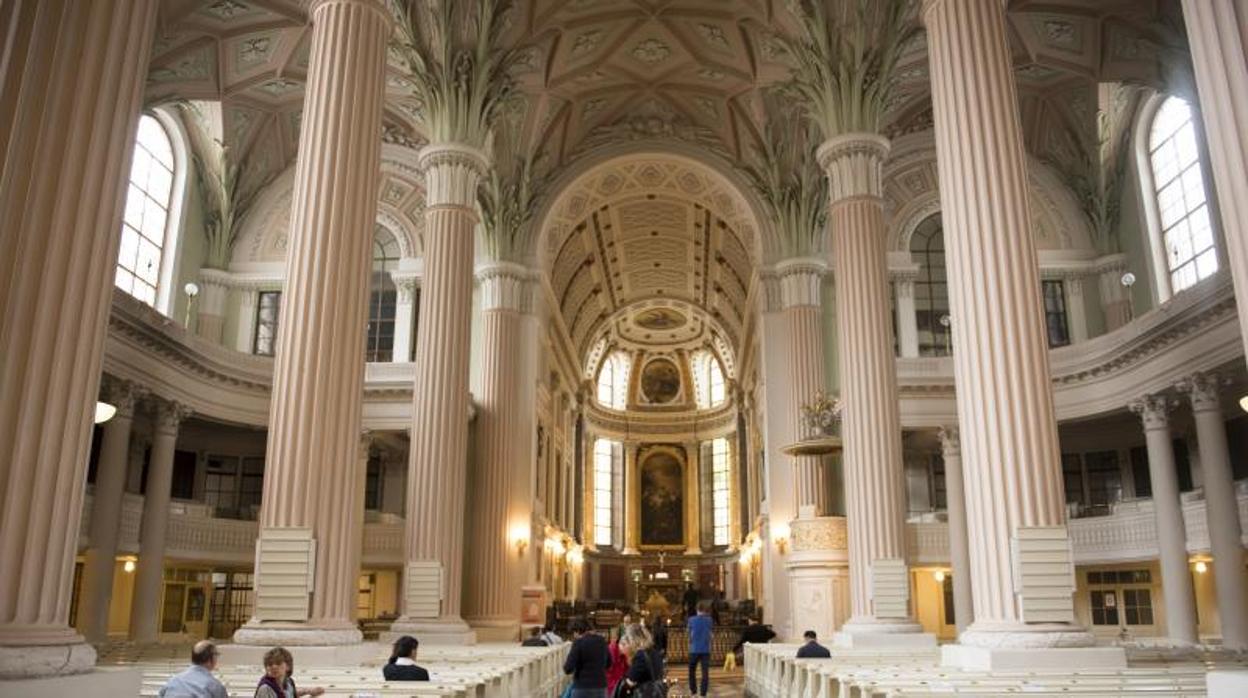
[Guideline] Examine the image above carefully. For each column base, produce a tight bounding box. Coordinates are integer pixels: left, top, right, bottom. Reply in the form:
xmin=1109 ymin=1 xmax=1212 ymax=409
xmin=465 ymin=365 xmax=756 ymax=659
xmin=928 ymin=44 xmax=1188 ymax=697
xmin=0 ymin=635 xmax=96 ymax=679
xmin=941 ymin=643 xmax=1126 ymax=671
xmin=958 ymin=622 xmax=1097 ymax=649
xmin=834 ymin=620 xmax=935 ymax=649
xmin=385 ymin=616 xmax=477 ymax=645
xmin=0 ymin=666 xmax=139 ymax=696
xmin=466 ymin=617 xmax=521 ymax=642
xmin=232 ymin=620 xmax=364 ymax=647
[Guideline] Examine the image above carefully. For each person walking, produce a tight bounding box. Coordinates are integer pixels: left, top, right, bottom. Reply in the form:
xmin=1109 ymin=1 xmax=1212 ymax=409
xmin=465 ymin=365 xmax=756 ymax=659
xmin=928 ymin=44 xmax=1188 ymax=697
xmin=686 ymin=602 xmax=713 ymax=697
xmin=618 ymin=624 xmax=665 ymax=697
xmin=563 ymin=618 xmax=612 ymax=698
xmin=158 ymin=640 xmax=227 ymax=698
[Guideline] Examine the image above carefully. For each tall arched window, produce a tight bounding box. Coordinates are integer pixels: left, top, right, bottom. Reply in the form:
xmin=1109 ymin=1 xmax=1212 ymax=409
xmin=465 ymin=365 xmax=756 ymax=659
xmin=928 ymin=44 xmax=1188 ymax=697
xmin=596 ymin=351 xmax=631 ymax=410
xmin=910 ymin=214 xmax=950 ymax=356
xmin=116 ymin=115 xmax=178 ymax=308
xmin=366 ymin=227 xmax=400 ymax=362
xmin=1147 ymin=96 xmax=1218 ymax=294
xmin=691 ymin=349 xmax=726 ymax=409
xmin=593 ymin=438 xmax=622 ymax=548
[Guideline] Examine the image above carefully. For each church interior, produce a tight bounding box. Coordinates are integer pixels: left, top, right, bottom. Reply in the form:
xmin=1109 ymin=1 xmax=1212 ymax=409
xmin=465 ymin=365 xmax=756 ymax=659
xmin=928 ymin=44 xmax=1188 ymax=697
xmin=5 ymin=0 xmax=1248 ymax=695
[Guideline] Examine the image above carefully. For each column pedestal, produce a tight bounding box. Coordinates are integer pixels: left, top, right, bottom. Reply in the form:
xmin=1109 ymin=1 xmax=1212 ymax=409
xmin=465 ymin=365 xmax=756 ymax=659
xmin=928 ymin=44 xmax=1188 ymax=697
xmin=785 ymin=517 xmax=849 ymax=644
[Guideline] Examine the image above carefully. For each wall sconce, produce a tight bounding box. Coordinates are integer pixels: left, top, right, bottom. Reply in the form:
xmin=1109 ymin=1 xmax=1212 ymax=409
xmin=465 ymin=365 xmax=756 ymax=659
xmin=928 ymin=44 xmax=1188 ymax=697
xmin=514 ymin=537 xmax=528 ymax=556
xmin=511 ymin=525 xmax=529 ymax=557
xmin=772 ymin=523 xmax=790 ymax=555
xmin=123 ymin=558 xmax=136 ymax=573
xmin=933 ymin=569 xmax=946 ymax=583
xmin=1195 ymin=560 xmax=1208 ymax=574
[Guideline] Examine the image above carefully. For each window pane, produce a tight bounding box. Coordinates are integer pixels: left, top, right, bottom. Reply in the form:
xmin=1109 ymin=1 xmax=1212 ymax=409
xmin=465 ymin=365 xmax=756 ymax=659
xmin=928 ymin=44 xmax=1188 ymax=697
xmin=114 ymin=114 xmax=174 ymax=308
xmin=1150 ymin=97 xmax=1218 ymax=293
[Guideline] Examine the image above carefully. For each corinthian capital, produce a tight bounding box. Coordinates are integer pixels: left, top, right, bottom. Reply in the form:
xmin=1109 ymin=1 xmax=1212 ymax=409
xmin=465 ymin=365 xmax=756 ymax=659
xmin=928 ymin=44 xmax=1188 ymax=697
xmin=816 ymin=133 xmax=890 ymax=203
xmin=1129 ymin=394 xmax=1174 ymax=431
xmin=419 ymin=143 xmax=489 ymax=209
xmin=1177 ymin=372 xmax=1225 ymax=413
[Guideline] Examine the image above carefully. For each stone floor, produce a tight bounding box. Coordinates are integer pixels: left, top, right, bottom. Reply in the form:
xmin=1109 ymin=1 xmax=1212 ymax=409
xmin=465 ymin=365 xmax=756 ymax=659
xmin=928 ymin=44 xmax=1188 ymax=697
xmin=666 ymin=667 xmax=745 ymax=697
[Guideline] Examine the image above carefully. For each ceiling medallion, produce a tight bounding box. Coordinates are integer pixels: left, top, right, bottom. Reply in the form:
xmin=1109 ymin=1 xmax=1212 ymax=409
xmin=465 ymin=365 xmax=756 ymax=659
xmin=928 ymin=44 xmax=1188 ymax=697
xmin=635 ymin=307 xmax=687 ymax=331
xmin=632 ymin=39 xmax=672 ymax=65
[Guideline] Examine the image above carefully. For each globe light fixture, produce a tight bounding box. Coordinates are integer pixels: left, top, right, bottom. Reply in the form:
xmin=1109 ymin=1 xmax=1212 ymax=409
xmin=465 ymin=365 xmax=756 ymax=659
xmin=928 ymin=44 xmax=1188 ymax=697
xmin=123 ymin=559 xmax=136 ymax=573
xmin=1239 ymin=395 xmax=1248 ymax=414
xmin=1195 ymin=560 xmax=1208 ymax=574
xmin=94 ymin=401 xmax=117 ymax=424
xmin=183 ymin=281 xmax=200 ymax=328
xmin=934 ymin=570 xmax=946 ymax=583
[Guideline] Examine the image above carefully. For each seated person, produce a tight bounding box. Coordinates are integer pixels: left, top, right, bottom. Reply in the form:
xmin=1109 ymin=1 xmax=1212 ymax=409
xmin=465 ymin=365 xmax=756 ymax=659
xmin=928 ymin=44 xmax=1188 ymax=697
xmin=255 ymin=647 xmax=325 ymax=697
xmin=383 ymin=635 xmax=430 ymax=681
xmin=795 ymin=630 xmax=832 ymax=659
xmin=158 ymin=640 xmax=227 ymax=698
xmin=540 ymin=623 xmax=564 ymax=645
xmin=733 ymin=620 xmax=777 ymax=653
xmin=522 ymin=625 xmax=549 ymax=646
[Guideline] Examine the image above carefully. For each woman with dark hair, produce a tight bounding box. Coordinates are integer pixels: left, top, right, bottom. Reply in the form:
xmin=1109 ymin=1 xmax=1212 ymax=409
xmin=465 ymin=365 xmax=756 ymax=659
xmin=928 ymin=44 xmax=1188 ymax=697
xmin=563 ymin=618 xmax=611 ymax=698
xmin=383 ymin=635 xmax=429 ymax=681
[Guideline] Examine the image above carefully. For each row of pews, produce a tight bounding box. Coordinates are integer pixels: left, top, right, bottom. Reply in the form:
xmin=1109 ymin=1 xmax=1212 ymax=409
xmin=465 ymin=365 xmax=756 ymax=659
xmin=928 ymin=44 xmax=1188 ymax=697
xmin=114 ymin=644 xmax=568 ymax=698
xmin=743 ymin=642 xmax=1248 ymax=697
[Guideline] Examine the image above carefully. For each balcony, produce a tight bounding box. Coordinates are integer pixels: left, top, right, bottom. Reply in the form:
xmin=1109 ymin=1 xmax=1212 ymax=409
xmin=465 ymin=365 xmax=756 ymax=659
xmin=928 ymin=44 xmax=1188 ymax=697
xmin=906 ymin=483 xmax=1248 ymax=565
xmin=79 ymin=490 xmax=405 ymax=566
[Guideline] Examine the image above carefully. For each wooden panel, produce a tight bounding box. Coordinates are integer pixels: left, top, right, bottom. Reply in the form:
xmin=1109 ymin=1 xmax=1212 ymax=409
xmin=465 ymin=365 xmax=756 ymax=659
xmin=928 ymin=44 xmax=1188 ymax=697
xmin=253 ymin=527 xmax=314 ymax=621
xmin=872 ymin=558 xmax=910 ymax=620
xmin=1012 ymin=525 xmax=1076 ymax=623
xmin=404 ymin=561 xmax=442 ymax=619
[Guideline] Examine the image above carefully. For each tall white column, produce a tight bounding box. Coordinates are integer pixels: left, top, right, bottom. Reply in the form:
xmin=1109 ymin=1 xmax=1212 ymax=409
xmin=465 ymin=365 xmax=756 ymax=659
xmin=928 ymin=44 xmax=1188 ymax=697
xmin=1182 ymin=0 xmax=1248 ymax=364
xmin=924 ymin=0 xmax=1094 ymax=651
xmin=80 ymin=380 xmax=140 ymax=644
xmin=396 ymin=143 xmax=489 ymax=644
xmin=623 ymin=444 xmax=640 ymax=554
xmin=776 ymin=258 xmax=830 ymax=516
xmin=129 ymin=401 xmax=187 ymax=643
xmin=685 ymin=441 xmax=703 ymax=555
xmin=1129 ymin=395 xmax=1198 ymax=645
xmin=390 ymin=272 xmax=419 ymax=362
xmin=233 ymin=0 xmax=389 ymax=647
xmin=818 ymin=135 xmax=917 ymax=635
xmin=1178 ymin=372 xmax=1248 ymax=649
xmin=939 ymin=427 xmax=974 ymax=635
xmin=895 ymin=274 xmax=920 ymax=358
xmin=0 ymin=0 xmax=158 ymax=678
xmin=464 ymin=262 xmax=536 ymax=640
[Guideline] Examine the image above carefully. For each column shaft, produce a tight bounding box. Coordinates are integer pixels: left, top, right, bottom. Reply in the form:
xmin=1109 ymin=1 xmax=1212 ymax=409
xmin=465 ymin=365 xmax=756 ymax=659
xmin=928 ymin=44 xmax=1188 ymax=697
xmin=924 ymin=0 xmax=1082 ymax=644
xmin=896 ymin=278 xmax=920 ymax=358
xmin=686 ymin=442 xmax=702 ymax=554
xmin=778 ymin=260 xmax=828 ymax=515
xmin=940 ymin=428 xmax=974 ymax=634
xmin=464 ymin=264 xmax=534 ymax=634
xmin=818 ymin=135 xmax=911 ymax=628
xmin=1180 ymin=374 xmax=1248 ymax=649
xmin=80 ymin=382 xmax=139 ymax=644
xmin=1130 ymin=396 xmax=1198 ymax=645
xmin=236 ymin=0 xmax=388 ymax=644
xmin=1182 ymin=0 xmax=1248 ymax=365
xmin=624 ymin=444 xmax=640 ymax=553
xmin=0 ymin=0 xmax=157 ymax=678
xmin=401 ymin=144 xmax=487 ymax=637
xmin=129 ymin=403 xmax=185 ymax=643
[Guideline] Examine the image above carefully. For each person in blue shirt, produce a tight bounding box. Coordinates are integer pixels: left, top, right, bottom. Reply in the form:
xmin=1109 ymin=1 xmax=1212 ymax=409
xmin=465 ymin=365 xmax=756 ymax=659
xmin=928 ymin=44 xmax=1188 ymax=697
xmin=158 ymin=640 xmax=227 ymax=698
xmin=795 ymin=630 xmax=832 ymax=658
xmin=686 ymin=601 xmax=713 ymax=697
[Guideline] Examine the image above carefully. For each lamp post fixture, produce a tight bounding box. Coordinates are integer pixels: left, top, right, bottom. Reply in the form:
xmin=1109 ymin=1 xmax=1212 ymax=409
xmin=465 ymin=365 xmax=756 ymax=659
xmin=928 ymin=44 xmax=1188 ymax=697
xmin=183 ymin=281 xmax=200 ymax=330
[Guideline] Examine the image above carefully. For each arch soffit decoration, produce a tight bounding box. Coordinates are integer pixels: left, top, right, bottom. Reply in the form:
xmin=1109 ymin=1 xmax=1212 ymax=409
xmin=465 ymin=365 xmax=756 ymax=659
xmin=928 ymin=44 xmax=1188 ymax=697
xmin=884 ymin=131 xmax=1096 ymax=254
xmin=232 ymin=146 xmax=426 ymax=265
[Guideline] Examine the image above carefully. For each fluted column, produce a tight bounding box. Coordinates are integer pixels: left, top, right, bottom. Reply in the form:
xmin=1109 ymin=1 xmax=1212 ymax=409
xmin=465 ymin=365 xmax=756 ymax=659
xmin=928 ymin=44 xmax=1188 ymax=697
xmin=1129 ymin=395 xmax=1198 ymax=645
xmin=624 ymin=443 xmax=640 ymax=554
xmin=1178 ymin=373 xmax=1248 ymax=649
xmin=80 ymin=380 xmax=140 ymax=644
xmin=196 ymin=270 xmax=230 ymax=343
xmin=1182 ymin=0 xmax=1248 ymax=364
xmin=397 ymin=143 xmax=489 ymax=643
xmin=817 ymin=135 xmax=914 ymax=632
xmin=391 ymin=272 xmax=420 ymax=363
xmin=776 ymin=258 xmax=829 ymax=516
xmin=924 ymin=0 xmax=1091 ymax=648
xmin=233 ymin=0 xmax=388 ymax=646
xmin=464 ymin=262 xmax=536 ymax=638
xmin=685 ymin=441 xmax=703 ymax=554
xmin=939 ymin=427 xmax=974 ymax=635
xmin=0 ymin=0 xmax=158 ymax=678
xmin=129 ymin=401 xmax=188 ymax=643
xmin=235 ymin=288 xmax=259 ymax=353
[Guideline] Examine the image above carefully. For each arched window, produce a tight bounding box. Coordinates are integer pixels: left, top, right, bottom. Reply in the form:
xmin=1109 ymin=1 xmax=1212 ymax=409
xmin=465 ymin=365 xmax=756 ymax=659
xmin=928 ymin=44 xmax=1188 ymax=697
xmin=691 ymin=349 xmax=726 ymax=409
xmin=365 ymin=227 xmax=401 ymax=362
xmin=116 ymin=114 xmax=179 ymax=308
xmin=1147 ymin=96 xmax=1218 ymax=295
xmin=593 ymin=438 xmax=622 ymax=547
xmin=910 ymin=214 xmax=950 ymax=356
xmin=596 ymin=351 xmax=631 ymax=410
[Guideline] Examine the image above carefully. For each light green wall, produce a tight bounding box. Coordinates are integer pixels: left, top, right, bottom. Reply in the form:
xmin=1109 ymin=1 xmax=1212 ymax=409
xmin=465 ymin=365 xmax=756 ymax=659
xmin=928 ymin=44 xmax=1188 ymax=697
xmin=171 ymin=167 xmax=207 ymax=327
